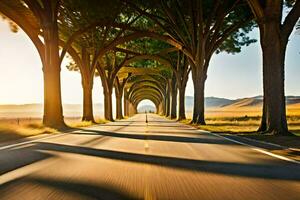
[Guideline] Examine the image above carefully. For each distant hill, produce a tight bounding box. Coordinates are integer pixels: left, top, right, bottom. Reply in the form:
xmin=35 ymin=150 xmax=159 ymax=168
xmin=185 ymin=96 xmax=234 ymax=110
xmin=205 ymin=97 xmax=233 ymax=107
xmin=185 ymin=95 xmax=300 ymax=110
xmin=138 ymin=105 xmax=156 ymax=113
xmin=1 ymin=95 xmax=299 ymax=118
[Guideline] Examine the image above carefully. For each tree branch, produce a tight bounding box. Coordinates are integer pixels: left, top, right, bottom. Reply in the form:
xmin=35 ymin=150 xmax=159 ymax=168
xmin=282 ymin=0 xmax=300 ymax=41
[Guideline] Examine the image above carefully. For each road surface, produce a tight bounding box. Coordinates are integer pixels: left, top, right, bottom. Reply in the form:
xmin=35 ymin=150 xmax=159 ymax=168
xmin=0 ymin=114 xmax=300 ymax=200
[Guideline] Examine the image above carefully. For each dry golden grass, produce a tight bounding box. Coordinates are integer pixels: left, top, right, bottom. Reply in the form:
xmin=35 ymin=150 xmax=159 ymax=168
xmin=183 ymin=106 xmax=300 ymax=159
xmin=66 ymin=118 xmax=107 ymax=128
xmin=185 ymin=104 xmax=300 ymax=134
xmin=0 ymin=120 xmax=57 ymax=143
xmin=0 ymin=117 xmax=107 ymax=143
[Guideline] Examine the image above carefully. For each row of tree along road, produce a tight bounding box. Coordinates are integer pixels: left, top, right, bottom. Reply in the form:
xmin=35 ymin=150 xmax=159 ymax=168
xmin=0 ymin=0 xmax=299 ymax=135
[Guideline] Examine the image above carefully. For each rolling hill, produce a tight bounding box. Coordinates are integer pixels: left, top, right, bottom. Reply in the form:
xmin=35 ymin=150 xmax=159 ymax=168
xmin=185 ymin=96 xmax=300 ymax=110
xmin=0 ymin=96 xmax=299 ymax=118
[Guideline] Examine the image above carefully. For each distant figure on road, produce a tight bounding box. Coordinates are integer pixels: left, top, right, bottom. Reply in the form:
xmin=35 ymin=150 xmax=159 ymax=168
xmin=145 ymin=111 xmax=148 ymax=123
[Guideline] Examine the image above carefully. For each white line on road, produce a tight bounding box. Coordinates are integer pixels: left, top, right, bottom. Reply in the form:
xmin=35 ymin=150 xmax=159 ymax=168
xmin=206 ymin=131 xmax=300 ymax=165
xmin=0 ymin=133 xmax=68 ymax=151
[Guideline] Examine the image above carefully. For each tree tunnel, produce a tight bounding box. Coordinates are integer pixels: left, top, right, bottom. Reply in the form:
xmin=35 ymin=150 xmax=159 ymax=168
xmin=136 ymin=99 xmax=157 ymax=113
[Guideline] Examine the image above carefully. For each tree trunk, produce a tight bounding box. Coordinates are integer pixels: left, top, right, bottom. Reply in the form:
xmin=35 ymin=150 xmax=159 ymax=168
xmin=178 ymin=85 xmax=186 ymax=121
xmin=170 ymin=76 xmax=177 ymax=119
xmin=260 ymin=22 xmax=290 ymax=135
xmin=165 ymin=83 xmax=171 ymax=117
xmin=165 ymin=95 xmax=170 ymax=117
xmin=82 ymin=77 xmax=94 ymax=122
xmin=128 ymin=102 xmax=135 ymax=116
xmin=115 ymin=94 xmax=123 ymax=120
xmin=158 ymin=102 xmax=164 ymax=115
xmin=103 ymin=87 xmax=113 ymax=121
xmin=258 ymin=99 xmax=267 ymax=132
xmin=42 ymin=21 xmax=65 ymax=128
xmin=191 ymin=70 xmax=206 ymax=125
xmin=124 ymin=92 xmax=129 ymax=116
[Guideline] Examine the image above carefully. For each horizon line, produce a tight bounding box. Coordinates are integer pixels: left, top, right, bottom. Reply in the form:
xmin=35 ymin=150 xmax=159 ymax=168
xmin=1 ymin=94 xmax=300 ymax=106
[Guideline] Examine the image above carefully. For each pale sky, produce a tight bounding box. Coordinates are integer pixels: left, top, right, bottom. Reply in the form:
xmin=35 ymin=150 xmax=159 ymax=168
xmin=0 ymin=20 xmax=299 ymax=107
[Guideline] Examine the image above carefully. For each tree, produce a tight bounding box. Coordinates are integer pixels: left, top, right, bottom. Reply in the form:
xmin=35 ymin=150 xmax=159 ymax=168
xmin=164 ymin=52 xmax=190 ymax=121
xmin=0 ymin=0 xmax=65 ymax=128
xmin=122 ymin=67 xmax=168 ymax=116
xmin=114 ymin=73 xmax=131 ymax=119
xmin=59 ymin=0 xmax=148 ymax=121
xmin=97 ymin=51 xmax=132 ymax=121
xmin=119 ymin=37 xmax=174 ymax=117
xmin=248 ymin=0 xmax=300 ymax=135
xmin=169 ymin=72 xmax=178 ymax=119
xmin=127 ymin=0 xmax=256 ymax=125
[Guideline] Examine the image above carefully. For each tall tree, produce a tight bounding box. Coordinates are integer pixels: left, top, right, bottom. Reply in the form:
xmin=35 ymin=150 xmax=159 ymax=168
xmin=169 ymin=72 xmax=178 ymax=119
xmin=97 ymin=50 xmax=131 ymax=121
xmin=0 ymin=0 xmax=65 ymax=128
xmin=165 ymin=52 xmax=190 ymax=121
xmin=248 ymin=0 xmax=300 ymax=135
xmin=114 ymin=73 xmax=131 ymax=119
xmin=128 ymin=0 xmax=256 ymax=124
xmin=60 ymin=0 xmax=148 ymax=121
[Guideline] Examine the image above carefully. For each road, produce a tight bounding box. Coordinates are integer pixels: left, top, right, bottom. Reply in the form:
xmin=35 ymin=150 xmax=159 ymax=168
xmin=0 ymin=114 xmax=300 ymax=200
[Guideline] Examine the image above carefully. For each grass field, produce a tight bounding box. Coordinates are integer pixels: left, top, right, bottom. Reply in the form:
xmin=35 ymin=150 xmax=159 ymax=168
xmin=185 ymin=103 xmax=300 ymax=134
xmin=183 ymin=105 xmax=300 ymax=158
xmin=0 ymin=117 xmax=106 ymax=143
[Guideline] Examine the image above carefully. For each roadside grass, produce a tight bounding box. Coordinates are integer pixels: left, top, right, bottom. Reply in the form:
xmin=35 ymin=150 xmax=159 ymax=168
xmin=0 ymin=121 xmax=57 ymax=143
xmin=182 ymin=116 xmax=300 ymax=134
xmin=181 ymin=111 xmax=300 ymax=161
xmin=0 ymin=117 xmax=107 ymax=143
xmin=66 ymin=118 xmax=107 ymax=128
xmin=181 ymin=109 xmax=300 ymax=160
xmin=184 ymin=108 xmax=300 ymax=135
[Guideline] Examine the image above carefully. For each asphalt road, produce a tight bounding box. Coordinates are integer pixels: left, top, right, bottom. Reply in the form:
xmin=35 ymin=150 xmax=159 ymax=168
xmin=0 ymin=114 xmax=300 ymax=200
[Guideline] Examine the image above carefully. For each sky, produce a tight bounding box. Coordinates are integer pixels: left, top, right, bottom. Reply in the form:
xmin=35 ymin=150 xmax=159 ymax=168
xmin=0 ymin=19 xmax=299 ymax=106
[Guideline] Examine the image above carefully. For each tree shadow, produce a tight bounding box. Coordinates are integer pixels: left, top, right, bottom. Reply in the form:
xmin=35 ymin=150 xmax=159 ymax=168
xmin=72 ymin=128 xmax=238 ymax=145
xmin=97 ymin=124 xmax=192 ymax=128
xmin=33 ymin=142 xmax=300 ymax=181
xmin=0 ymin=144 xmax=53 ymax=175
xmin=0 ymin=176 xmax=136 ymax=200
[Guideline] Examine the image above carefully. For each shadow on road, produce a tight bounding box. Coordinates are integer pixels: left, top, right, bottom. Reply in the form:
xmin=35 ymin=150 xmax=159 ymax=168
xmin=27 ymin=142 xmax=300 ymax=181
xmin=72 ymin=128 xmax=237 ymax=145
xmin=1 ymin=176 xmax=136 ymax=200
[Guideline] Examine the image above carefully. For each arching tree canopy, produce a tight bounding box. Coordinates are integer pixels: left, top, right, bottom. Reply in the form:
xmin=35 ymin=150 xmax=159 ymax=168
xmin=2 ymin=0 xmax=298 ymax=136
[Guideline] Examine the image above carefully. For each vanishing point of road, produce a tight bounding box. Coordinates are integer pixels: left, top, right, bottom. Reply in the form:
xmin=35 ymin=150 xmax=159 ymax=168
xmin=0 ymin=114 xmax=300 ymax=200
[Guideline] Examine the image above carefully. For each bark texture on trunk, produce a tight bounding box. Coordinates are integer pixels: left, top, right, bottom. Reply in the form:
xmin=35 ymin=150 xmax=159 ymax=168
xmin=82 ymin=77 xmax=94 ymax=122
xmin=114 ymin=75 xmax=130 ymax=120
xmin=104 ymin=88 xmax=113 ymax=121
xmin=191 ymin=70 xmax=206 ymax=125
xmin=80 ymin=47 xmax=95 ymax=122
xmin=115 ymin=95 xmax=123 ymax=120
xmin=124 ymin=91 xmax=129 ymax=116
xmin=42 ymin=12 xmax=65 ymax=128
xmin=258 ymin=100 xmax=267 ymax=132
xmin=128 ymin=102 xmax=135 ymax=116
xmin=165 ymin=82 xmax=171 ymax=117
xmin=175 ymin=54 xmax=190 ymax=121
xmin=178 ymin=85 xmax=186 ymax=121
xmin=170 ymin=76 xmax=177 ymax=119
xmin=248 ymin=0 xmax=300 ymax=135
xmin=260 ymin=22 xmax=289 ymax=135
